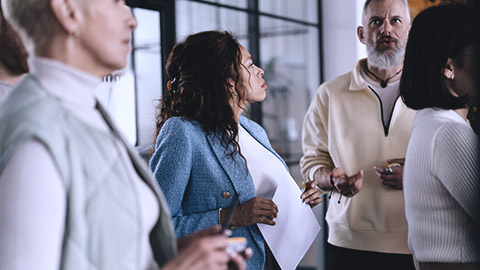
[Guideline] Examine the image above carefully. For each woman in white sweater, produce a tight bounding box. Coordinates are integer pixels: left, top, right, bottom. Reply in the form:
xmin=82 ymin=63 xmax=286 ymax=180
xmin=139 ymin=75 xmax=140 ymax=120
xmin=399 ymin=4 xmax=479 ymax=270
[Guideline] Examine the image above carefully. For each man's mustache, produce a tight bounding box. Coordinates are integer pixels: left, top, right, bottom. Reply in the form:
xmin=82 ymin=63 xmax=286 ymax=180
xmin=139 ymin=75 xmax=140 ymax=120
xmin=376 ymin=35 xmax=398 ymax=45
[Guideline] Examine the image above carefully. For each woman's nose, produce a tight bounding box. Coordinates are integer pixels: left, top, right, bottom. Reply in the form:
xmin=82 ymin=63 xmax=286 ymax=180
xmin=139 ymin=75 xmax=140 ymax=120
xmin=126 ymin=6 xmax=138 ymax=30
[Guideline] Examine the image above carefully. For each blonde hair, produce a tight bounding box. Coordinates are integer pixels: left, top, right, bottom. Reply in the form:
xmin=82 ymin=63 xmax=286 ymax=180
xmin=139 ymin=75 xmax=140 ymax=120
xmin=1 ymin=0 xmax=61 ymax=48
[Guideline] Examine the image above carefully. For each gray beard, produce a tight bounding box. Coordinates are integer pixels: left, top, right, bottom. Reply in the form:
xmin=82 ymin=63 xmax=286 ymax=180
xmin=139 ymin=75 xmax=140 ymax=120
xmin=366 ymin=40 xmax=405 ymax=70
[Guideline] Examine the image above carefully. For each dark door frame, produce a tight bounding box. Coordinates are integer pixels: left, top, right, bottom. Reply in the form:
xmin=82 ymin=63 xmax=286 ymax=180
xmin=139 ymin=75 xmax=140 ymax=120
xmin=127 ymin=0 xmax=176 ymax=94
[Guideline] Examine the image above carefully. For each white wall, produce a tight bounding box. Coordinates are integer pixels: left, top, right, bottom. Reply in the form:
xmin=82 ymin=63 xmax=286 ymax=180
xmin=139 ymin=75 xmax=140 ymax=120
xmin=321 ymin=0 xmax=367 ymax=82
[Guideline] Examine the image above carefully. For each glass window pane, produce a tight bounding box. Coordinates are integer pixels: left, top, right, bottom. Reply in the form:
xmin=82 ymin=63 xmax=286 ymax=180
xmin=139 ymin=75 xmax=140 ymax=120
xmin=176 ymin=0 xmax=248 ymax=40
xmin=259 ymin=16 xmax=320 ymax=182
xmin=259 ymin=0 xmax=318 ymax=24
xmin=95 ymin=8 xmax=162 ymax=148
xmin=190 ymin=0 xmax=247 ymax=8
xmin=96 ymin=69 xmax=137 ymax=145
xmin=176 ymin=1 xmax=218 ymax=39
xmin=220 ymin=7 xmax=249 ymax=37
xmin=133 ymin=8 xmax=162 ymax=147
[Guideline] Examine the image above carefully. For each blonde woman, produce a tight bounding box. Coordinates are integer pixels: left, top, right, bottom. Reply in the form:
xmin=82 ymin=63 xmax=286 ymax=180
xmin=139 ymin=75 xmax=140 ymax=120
xmin=0 ymin=0 xmax=247 ymax=269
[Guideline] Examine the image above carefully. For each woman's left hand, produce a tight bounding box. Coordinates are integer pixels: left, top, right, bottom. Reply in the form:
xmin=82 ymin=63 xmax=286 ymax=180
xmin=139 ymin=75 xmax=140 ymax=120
xmin=300 ymin=180 xmax=323 ymax=208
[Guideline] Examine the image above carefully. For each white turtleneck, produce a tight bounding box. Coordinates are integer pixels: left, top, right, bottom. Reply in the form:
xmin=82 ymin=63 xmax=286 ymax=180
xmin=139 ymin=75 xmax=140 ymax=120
xmin=0 ymin=57 xmax=158 ymax=270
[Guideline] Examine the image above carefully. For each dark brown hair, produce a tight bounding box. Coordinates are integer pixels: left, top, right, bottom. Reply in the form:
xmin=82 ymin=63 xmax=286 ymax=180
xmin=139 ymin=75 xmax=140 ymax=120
xmin=154 ymin=30 xmax=247 ymax=158
xmin=0 ymin=4 xmax=29 ymax=75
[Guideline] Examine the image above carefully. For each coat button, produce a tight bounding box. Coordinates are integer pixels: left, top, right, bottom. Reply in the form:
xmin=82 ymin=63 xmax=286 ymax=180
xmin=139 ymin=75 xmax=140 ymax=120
xmin=222 ymin=191 xmax=231 ymax=199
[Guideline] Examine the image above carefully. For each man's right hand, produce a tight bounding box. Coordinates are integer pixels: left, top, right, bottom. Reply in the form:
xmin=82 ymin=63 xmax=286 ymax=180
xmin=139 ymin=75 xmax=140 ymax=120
xmin=331 ymin=168 xmax=363 ymax=197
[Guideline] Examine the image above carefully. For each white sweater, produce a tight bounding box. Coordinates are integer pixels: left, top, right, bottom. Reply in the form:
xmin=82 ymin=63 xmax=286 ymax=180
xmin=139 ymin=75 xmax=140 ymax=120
xmin=403 ymin=108 xmax=480 ymax=263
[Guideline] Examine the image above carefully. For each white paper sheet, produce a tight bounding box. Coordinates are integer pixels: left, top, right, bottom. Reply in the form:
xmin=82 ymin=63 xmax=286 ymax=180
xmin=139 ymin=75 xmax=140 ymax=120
xmin=236 ymin=125 xmax=321 ymax=269
xmin=258 ymin=180 xmax=321 ymax=270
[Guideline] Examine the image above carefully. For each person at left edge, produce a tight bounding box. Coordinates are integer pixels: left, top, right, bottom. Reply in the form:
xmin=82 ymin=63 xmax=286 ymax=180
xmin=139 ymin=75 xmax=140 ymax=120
xmin=0 ymin=0 xmax=248 ymax=269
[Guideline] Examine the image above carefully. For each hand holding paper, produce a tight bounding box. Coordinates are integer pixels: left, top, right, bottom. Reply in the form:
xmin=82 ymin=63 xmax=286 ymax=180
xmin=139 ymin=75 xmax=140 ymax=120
xmin=229 ymin=197 xmax=278 ymax=227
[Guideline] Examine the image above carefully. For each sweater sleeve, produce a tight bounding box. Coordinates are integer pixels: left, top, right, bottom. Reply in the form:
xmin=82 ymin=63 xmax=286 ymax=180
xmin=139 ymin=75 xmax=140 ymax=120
xmin=432 ymin=123 xmax=480 ymax=223
xmin=0 ymin=140 xmax=66 ymax=270
xmin=149 ymin=119 xmax=219 ymax=237
xmin=300 ymin=85 xmax=335 ymax=184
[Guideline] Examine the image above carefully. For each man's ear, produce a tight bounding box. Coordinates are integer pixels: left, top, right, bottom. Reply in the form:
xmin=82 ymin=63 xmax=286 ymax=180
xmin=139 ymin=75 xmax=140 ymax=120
xmin=357 ymin=26 xmax=365 ymax=44
xmin=49 ymin=0 xmax=82 ymax=36
xmin=443 ymin=58 xmax=455 ymax=80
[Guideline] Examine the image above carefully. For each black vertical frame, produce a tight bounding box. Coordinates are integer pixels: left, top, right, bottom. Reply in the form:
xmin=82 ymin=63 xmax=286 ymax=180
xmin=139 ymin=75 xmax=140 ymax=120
xmin=126 ymin=0 xmax=176 ymax=146
xmin=318 ymin=2 xmax=328 ymax=269
xmin=318 ymin=0 xmax=325 ymax=84
xmin=126 ymin=0 xmax=176 ymax=96
xmin=159 ymin=0 xmax=176 ymax=94
xmin=247 ymin=0 xmax=262 ymax=125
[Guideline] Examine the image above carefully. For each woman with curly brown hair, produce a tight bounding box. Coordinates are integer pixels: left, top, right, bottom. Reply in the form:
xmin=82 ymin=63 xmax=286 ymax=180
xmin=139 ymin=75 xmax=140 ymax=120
xmin=150 ymin=30 xmax=321 ymax=270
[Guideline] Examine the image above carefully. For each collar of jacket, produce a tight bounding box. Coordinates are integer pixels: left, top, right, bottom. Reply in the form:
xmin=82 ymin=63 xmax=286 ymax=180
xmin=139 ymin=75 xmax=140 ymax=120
xmin=205 ymin=116 xmax=288 ymax=204
xmin=349 ymin=58 xmax=369 ymax=92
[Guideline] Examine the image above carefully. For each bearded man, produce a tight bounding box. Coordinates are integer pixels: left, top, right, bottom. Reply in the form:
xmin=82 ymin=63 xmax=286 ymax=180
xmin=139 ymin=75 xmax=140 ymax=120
xmin=300 ymin=0 xmax=416 ymax=269
xmin=0 ymin=3 xmax=29 ymax=103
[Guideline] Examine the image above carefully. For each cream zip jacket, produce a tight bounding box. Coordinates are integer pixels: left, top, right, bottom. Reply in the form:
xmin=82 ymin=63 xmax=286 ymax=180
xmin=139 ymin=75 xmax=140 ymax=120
xmin=301 ymin=59 xmax=416 ymax=254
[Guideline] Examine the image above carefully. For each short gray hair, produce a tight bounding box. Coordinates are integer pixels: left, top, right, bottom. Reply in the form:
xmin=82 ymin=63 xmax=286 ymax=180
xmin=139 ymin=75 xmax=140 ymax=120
xmin=1 ymin=0 xmax=61 ymax=48
xmin=362 ymin=0 xmax=411 ymax=25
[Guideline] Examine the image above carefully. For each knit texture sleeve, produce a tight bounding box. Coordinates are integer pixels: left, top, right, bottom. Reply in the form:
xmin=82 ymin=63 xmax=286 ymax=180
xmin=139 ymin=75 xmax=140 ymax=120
xmin=149 ymin=118 xmax=219 ymax=237
xmin=300 ymin=84 xmax=335 ymax=183
xmin=432 ymin=122 xmax=480 ymax=223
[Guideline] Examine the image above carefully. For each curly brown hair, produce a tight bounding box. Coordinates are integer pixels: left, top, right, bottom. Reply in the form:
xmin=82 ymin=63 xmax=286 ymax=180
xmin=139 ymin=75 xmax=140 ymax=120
xmin=154 ymin=31 xmax=249 ymax=158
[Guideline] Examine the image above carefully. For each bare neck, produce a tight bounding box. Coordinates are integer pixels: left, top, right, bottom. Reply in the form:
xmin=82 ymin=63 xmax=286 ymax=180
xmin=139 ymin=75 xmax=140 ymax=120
xmin=454 ymin=107 xmax=469 ymax=120
xmin=365 ymin=61 xmax=403 ymax=82
xmin=233 ymin=104 xmax=243 ymax=122
xmin=35 ymin=35 xmax=106 ymax=78
xmin=231 ymin=98 xmax=247 ymax=122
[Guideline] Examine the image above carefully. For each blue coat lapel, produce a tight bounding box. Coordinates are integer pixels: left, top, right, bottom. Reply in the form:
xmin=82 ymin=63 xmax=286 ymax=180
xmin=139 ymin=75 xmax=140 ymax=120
xmin=205 ymin=117 xmax=289 ymax=204
xmin=238 ymin=116 xmax=289 ymax=172
xmin=206 ymin=132 xmax=257 ymax=204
